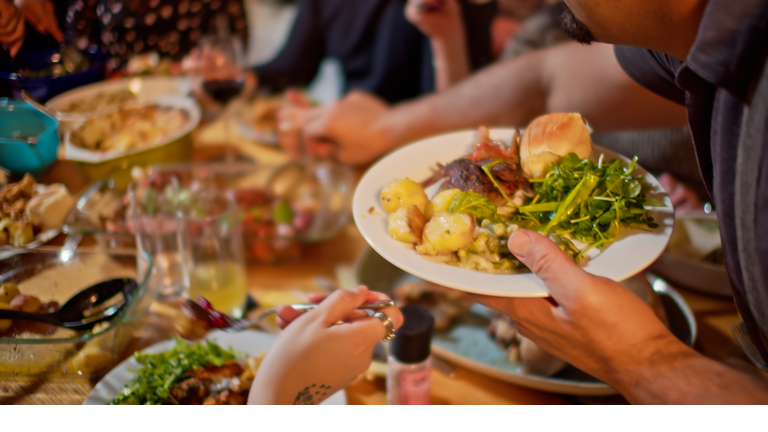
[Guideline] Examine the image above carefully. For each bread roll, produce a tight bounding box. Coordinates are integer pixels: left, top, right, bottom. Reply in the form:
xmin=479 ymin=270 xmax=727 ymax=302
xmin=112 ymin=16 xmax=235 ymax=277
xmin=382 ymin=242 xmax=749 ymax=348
xmin=520 ymin=113 xmax=593 ymax=178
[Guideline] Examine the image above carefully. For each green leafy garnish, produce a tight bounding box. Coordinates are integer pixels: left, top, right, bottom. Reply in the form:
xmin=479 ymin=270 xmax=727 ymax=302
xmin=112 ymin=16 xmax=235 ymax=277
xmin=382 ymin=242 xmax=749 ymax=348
xmin=273 ymin=199 xmax=294 ymax=224
xmin=108 ymin=338 xmax=237 ymax=405
xmin=511 ymin=153 xmax=662 ymax=259
xmin=449 ymin=191 xmax=498 ymax=222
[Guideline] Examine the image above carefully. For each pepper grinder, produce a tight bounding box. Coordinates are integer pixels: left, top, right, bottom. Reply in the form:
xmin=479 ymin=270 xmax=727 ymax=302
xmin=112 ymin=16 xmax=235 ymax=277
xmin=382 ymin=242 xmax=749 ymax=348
xmin=387 ymin=305 xmax=435 ymax=405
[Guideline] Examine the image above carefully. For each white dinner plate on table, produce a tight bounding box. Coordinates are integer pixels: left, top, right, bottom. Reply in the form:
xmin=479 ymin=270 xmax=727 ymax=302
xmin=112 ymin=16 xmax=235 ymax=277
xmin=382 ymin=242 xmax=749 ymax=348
xmin=233 ymin=119 xmax=279 ymax=146
xmin=84 ymin=330 xmax=347 ymax=405
xmin=353 ymin=128 xmax=674 ymax=297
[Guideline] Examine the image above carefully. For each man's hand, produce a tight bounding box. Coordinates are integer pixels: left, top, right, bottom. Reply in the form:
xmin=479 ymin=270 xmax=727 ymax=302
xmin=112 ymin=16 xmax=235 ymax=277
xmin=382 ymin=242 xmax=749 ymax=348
xmin=470 ymin=230 xmax=688 ymax=394
xmin=659 ymin=173 xmax=704 ymax=214
xmin=302 ymin=91 xmax=396 ymax=165
xmin=14 ymin=0 xmax=62 ymax=42
xmin=472 ymin=230 xmax=768 ymax=404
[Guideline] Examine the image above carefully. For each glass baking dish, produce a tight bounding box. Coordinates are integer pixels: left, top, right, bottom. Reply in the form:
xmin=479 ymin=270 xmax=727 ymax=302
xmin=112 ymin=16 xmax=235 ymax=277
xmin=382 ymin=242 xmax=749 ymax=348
xmin=0 ymin=247 xmax=153 ymax=377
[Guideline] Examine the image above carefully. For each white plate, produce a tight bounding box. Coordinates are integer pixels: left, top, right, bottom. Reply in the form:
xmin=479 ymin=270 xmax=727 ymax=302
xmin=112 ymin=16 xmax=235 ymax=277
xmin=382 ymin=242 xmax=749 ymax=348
xmin=83 ymin=330 xmax=347 ymax=405
xmin=46 ymin=75 xmax=193 ymax=114
xmin=353 ymin=128 xmax=674 ymax=297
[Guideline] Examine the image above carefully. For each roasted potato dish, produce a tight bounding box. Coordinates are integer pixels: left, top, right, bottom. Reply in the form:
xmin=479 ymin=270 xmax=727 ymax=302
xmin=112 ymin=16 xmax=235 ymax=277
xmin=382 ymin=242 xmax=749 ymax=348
xmin=380 ymin=179 xmax=429 ymax=214
xmin=426 ymin=188 xmax=461 ymax=219
xmin=387 ymin=205 xmax=425 ymax=244
xmin=0 ymin=283 xmax=20 ymax=303
xmin=417 ymin=211 xmax=474 ymax=256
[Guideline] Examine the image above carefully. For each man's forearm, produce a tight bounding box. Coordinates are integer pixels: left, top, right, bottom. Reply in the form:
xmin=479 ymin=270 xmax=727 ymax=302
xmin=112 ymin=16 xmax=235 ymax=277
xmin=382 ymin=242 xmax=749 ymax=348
xmin=616 ymin=340 xmax=768 ymax=404
xmin=385 ymin=48 xmax=548 ymax=148
xmin=381 ymin=42 xmax=688 ymax=151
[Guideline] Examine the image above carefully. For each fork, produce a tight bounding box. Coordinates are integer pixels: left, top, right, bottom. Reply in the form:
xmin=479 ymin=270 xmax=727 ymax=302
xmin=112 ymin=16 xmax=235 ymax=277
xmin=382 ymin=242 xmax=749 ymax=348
xmin=732 ymin=322 xmax=768 ymax=371
xmin=221 ymin=299 xmax=396 ymax=332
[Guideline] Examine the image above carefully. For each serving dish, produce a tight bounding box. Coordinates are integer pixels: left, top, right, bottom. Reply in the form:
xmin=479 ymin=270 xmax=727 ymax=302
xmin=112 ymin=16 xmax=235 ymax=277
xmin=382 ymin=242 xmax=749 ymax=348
xmin=650 ymin=212 xmax=731 ymax=297
xmin=356 ymin=247 xmax=696 ymax=396
xmin=62 ymin=95 xmax=201 ymax=182
xmin=46 ymin=75 xmax=193 ymax=131
xmin=0 ymin=247 xmax=153 ymax=377
xmin=0 ymin=99 xmax=59 ymax=177
xmin=83 ymin=330 xmax=347 ymax=405
xmin=353 ymin=128 xmax=674 ymax=297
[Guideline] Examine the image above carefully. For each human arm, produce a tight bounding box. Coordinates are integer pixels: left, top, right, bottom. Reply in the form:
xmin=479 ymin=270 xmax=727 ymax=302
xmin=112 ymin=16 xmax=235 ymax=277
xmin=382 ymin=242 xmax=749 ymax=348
xmin=13 ymin=0 xmax=61 ymax=42
xmin=302 ymin=42 xmax=688 ymax=165
xmin=406 ymin=0 xmax=470 ymax=91
xmin=247 ymin=286 xmax=403 ymax=405
xmin=251 ymin=0 xmax=326 ymax=93
xmin=471 ymin=229 xmax=768 ymax=404
xmin=0 ymin=0 xmax=24 ymax=58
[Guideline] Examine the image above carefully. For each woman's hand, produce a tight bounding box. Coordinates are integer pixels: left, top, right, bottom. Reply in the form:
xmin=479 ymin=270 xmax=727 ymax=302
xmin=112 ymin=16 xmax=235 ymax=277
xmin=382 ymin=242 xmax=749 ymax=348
xmin=1 ymin=0 xmax=26 ymax=57
xmin=658 ymin=173 xmax=704 ymax=214
xmin=276 ymin=89 xmax=312 ymax=160
xmin=14 ymin=0 xmax=62 ymax=42
xmin=248 ymin=286 xmax=403 ymax=405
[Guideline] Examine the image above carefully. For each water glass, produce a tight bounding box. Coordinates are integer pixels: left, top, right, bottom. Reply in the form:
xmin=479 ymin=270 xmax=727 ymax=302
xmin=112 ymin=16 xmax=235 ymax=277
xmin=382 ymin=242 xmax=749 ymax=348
xmin=176 ymin=188 xmax=248 ymax=318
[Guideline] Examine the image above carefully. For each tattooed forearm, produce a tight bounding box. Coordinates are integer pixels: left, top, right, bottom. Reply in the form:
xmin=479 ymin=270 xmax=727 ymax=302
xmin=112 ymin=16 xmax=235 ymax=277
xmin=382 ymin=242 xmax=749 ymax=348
xmin=293 ymin=384 xmax=331 ymax=405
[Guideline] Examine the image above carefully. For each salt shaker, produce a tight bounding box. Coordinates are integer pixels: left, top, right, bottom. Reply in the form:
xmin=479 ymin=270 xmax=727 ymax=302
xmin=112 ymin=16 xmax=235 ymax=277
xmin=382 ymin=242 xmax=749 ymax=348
xmin=387 ymin=305 xmax=435 ymax=405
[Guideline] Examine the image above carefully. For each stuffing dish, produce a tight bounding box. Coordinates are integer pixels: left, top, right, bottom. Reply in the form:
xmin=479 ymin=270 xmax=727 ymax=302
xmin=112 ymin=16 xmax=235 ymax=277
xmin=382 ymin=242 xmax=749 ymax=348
xmin=382 ymin=114 xmax=664 ymax=274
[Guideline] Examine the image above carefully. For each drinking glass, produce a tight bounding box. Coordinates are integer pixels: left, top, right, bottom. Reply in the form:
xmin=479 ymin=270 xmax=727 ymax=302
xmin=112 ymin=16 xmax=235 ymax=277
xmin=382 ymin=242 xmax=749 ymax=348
xmin=176 ymin=188 xmax=248 ymax=318
xmin=130 ymin=177 xmax=185 ymax=299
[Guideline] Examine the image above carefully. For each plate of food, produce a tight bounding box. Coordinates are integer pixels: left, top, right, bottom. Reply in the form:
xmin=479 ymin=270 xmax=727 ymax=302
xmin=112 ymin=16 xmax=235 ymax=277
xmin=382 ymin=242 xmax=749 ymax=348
xmin=353 ymin=114 xmax=674 ymax=297
xmin=0 ymin=173 xmax=74 ymax=249
xmin=83 ymin=330 xmax=347 ymax=405
xmin=356 ymin=246 xmax=696 ymax=396
xmin=233 ymin=94 xmax=282 ymax=145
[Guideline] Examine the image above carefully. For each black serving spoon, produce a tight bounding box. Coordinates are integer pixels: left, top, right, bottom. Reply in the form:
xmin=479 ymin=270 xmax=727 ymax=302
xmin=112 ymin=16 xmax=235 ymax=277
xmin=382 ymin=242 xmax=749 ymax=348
xmin=0 ymin=278 xmax=139 ymax=331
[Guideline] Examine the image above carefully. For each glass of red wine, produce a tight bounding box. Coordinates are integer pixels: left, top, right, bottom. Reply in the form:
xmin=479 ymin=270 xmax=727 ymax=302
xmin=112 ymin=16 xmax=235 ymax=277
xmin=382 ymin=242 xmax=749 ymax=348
xmin=196 ymin=22 xmax=246 ymax=147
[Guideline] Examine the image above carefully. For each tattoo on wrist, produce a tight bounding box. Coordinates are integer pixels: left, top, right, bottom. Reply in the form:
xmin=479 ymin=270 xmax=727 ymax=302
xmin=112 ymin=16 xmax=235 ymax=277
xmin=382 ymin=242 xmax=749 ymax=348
xmin=293 ymin=384 xmax=331 ymax=405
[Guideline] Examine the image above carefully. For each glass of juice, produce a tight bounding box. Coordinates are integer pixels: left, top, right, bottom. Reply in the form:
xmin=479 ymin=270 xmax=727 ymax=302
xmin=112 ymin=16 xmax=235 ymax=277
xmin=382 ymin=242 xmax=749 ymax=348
xmin=176 ymin=187 xmax=248 ymax=318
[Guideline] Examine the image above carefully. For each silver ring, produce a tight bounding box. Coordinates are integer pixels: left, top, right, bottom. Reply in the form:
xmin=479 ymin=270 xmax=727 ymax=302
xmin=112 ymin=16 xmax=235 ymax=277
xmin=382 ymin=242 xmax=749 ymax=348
xmin=372 ymin=310 xmax=396 ymax=342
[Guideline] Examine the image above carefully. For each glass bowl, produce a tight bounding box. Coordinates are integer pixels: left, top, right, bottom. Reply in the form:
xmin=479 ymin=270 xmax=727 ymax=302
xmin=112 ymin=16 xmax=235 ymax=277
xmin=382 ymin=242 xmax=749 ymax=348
xmin=0 ymin=247 xmax=153 ymax=377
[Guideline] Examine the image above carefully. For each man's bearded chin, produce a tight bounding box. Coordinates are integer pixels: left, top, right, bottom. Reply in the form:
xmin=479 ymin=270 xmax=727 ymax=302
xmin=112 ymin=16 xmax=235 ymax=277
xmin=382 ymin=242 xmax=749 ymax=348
xmin=558 ymin=3 xmax=598 ymax=44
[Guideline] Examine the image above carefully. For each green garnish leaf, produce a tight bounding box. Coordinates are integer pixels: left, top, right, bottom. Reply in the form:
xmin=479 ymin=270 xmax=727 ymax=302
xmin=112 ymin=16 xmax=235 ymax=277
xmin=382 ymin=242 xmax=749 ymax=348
xmin=449 ymin=191 xmax=498 ymax=222
xmin=108 ymin=338 xmax=237 ymax=405
xmin=273 ymin=199 xmax=294 ymax=224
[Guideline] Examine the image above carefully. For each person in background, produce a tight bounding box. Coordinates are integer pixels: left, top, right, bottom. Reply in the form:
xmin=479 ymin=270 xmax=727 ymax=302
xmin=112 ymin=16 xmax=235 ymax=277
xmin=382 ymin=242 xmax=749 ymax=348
xmin=0 ymin=0 xmax=25 ymax=58
xmin=11 ymin=0 xmax=249 ymax=73
xmin=248 ymin=286 xmax=404 ymax=405
xmin=253 ymin=0 xmax=496 ymax=105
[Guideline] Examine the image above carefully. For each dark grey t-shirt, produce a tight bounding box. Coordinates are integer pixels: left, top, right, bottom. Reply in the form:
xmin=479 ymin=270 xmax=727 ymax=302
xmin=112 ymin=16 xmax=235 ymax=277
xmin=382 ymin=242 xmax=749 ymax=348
xmin=614 ymin=0 xmax=768 ymax=354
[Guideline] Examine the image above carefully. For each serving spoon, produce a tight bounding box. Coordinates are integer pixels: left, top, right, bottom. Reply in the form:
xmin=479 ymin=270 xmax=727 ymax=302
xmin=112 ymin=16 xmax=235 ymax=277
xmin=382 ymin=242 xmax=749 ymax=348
xmin=0 ymin=278 xmax=139 ymax=331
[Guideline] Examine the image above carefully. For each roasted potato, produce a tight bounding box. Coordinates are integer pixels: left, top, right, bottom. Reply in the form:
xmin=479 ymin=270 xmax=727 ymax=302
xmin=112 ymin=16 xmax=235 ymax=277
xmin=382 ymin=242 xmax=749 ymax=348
xmin=426 ymin=188 xmax=461 ymax=219
xmin=387 ymin=205 xmax=425 ymax=244
xmin=380 ymin=179 xmax=428 ymax=214
xmin=0 ymin=301 xmax=11 ymax=332
xmin=416 ymin=211 xmax=474 ymax=256
xmin=0 ymin=283 xmax=20 ymax=303
xmin=9 ymin=294 xmax=42 ymax=313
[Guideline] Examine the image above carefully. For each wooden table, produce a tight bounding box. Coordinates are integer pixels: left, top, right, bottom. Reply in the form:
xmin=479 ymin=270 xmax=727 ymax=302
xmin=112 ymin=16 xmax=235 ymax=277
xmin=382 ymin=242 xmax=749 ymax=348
xmin=1 ymin=121 xmax=765 ymax=405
